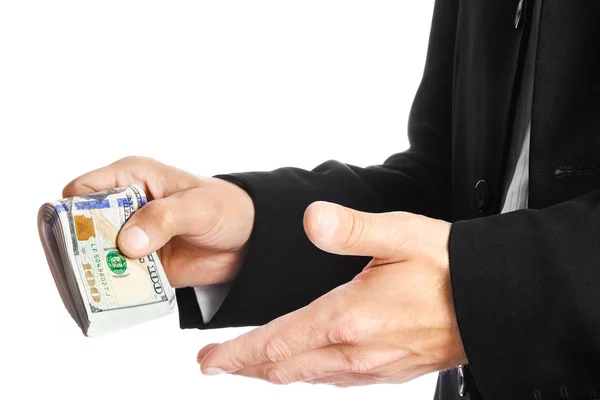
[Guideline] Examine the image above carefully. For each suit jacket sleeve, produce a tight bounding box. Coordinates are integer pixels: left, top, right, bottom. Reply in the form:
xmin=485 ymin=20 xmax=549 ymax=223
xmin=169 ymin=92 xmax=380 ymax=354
xmin=176 ymin=0 xmax=459 ymax=330
xmin=449 ymin=193 xmax=600 ymax=399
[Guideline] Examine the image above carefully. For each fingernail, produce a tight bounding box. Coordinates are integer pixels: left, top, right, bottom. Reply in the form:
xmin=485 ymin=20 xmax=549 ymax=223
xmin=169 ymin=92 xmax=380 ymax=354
xmin=316 ymin=203 xmax=338 ymax=238
xmin=202 ymin=368 xmax=225 ymax=376
xmin=120 ymin=226 xmax=149 ymax=253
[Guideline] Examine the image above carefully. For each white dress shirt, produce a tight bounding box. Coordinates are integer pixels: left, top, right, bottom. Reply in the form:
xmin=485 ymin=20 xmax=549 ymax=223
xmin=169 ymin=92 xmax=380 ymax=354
xmin=501 ymin=0 xmax=541 ymax=214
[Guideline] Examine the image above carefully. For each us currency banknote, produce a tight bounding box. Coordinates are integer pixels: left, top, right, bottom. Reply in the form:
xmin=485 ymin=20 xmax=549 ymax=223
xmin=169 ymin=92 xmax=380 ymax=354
xmin=38 ymin=185 xmax=175 ymax=337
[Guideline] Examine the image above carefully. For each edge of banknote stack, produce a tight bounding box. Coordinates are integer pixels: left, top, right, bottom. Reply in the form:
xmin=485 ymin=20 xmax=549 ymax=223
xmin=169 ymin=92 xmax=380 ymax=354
xmin=37 ymin=185 xmax=176 ymax=337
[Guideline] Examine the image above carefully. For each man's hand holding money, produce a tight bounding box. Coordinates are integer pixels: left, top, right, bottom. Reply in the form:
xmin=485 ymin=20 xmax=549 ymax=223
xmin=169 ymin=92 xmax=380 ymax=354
xmin=63 ymin=156 xmax=255 ymax=289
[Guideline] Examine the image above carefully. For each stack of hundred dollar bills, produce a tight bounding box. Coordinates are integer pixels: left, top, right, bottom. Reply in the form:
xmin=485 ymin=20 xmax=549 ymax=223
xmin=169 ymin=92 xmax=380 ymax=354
xmin=38 ymin=185 xmax=175 ymax=337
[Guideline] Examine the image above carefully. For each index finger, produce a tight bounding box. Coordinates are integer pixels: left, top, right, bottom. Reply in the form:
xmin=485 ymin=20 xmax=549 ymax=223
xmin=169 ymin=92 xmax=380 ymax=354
xmin=62 ymin=156 xmax=199 ymax=200
xmin=199 ymin=289 xmax=352 ymax=373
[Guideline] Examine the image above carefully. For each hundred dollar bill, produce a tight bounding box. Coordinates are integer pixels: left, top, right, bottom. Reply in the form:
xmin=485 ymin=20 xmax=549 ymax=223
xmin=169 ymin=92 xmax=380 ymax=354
xmin=38 ymin=185 xmax=175 ymax=337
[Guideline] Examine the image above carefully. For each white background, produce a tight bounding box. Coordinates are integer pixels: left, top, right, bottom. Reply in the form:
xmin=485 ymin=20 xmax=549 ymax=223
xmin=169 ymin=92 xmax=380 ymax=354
xmin=0 ymin=1 xmax=438 ymax=399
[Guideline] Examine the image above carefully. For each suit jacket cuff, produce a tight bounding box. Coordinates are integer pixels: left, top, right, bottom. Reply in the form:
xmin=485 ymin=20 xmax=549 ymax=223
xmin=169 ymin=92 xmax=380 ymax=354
xmin=448 ymin=204 xmax=600 ymax=400
xmin=449 ymin=212 xmax=538 ymax=399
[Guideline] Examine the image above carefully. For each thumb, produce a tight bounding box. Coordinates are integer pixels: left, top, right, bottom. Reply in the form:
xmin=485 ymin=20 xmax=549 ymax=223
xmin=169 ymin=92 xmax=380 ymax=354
xmin=117 ymin=188 xmax=219 ymax=258
xmin=303 ymin=201 xmax=414 ymax=259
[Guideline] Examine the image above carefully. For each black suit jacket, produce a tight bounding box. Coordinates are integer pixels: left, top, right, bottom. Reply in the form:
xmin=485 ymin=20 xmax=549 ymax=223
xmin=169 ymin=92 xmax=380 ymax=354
xmin=177 ymin=0 xmax=600 ymax=398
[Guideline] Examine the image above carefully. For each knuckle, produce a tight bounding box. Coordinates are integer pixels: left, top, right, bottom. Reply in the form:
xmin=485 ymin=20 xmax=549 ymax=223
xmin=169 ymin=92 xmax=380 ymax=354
xmin=147 ymin=202 xmax=175 ymax=232
xmin=119 ymin=155 xmax=155 ymax=166
xmin=228 ymin=356 xmax=246 ymax=372
xmin=63 ymin=177 xmax=93 ymax=198
xmin=264 ymin=367 xmax=290 ymax=385
xmin=64 ymin=178 xmax=81 ymax=193
xmin=197 ymin=190 xmax=223 ymax=235
xmin=263 ymin=337 xmax=291 ymax=363
xmin=342 ymin=354 xmax=375 ymax=374
xmin=327 ymin=316 xmax=362 ymax=344
xmin=342 ymin=211 xmax=365 ymax=251
xmin=393 ymin=212 xmax=417 ymax=247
